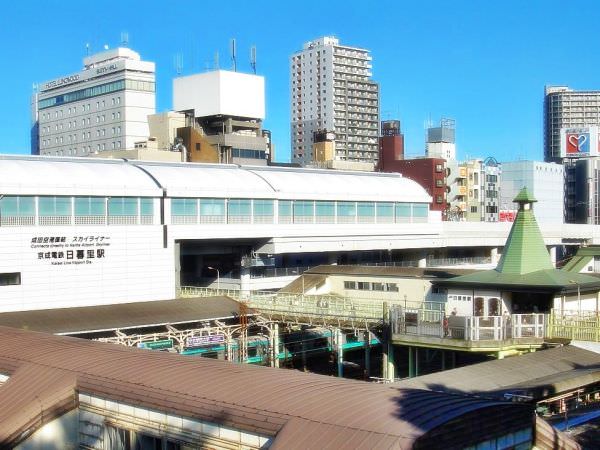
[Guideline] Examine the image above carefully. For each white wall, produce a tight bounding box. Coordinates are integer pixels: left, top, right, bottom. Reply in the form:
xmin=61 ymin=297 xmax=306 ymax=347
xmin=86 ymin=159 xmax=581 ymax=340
xmin=173 ymin=70 xmax=265 ymax=119
xmin=0 ymin=225 xmax=174 ymax=312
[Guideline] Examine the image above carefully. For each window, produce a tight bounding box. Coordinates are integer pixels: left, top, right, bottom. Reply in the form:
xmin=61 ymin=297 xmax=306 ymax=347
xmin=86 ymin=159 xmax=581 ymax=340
xmin=0 ymin=196 xmax=35 ymax=217
xmin=278 ymin=200 xmax=292 ymax=223
xmin=195 ymin=143 xmax=201 ymax=151
xmin=412 ymin=203 xmax=429 ymax=219
xmin=294 ymin=200 xmax=314 ymax=222
xmin=395 ymin=203 xmax=411 ymax=220
xmin=171 ymin=198 xmax=197 ymax=216
xmin=38 ymin=197 xmax=71 ymax=216
xmin=253 ymin=199 xmax=274 ymax=217
xmin=337 ymin=202 xmax=356 ymax=222
xmin=140 ymin=198 xmax=154 ymax=216
xmin=0 ymin=273 xmax=20 ymax=286
xmin=315 ymin=201 xmax=334 ymax=218
xmin=435 ymin=164 xmax=443 ymax=173
xmin=108 ymin=197 xmax=138 ymax=216
xmin=74 ymin=197 xmax=105 ymax=216
xmin=436 ymin=195 xmax=443 ymax=204
xmin=344 ymin=281 xmax=357 ymax=290
xmin=357 ymin=202 xmax=375 ymax=218
xmin=435 ymin=179 xmax=444 ymax=187
xmin=470 ymin=206 xmax=478 ymax=213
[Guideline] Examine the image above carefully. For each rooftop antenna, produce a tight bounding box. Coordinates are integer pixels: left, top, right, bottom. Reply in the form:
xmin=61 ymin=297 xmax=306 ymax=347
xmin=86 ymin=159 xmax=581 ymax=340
xmin=103 ymin=44 xmax=109 ymax=51
xmin=250 ymin=46 xmax=257 ymax=74
xmin=85 ymin=43 xmax=90 ymax=56
xmin=231 ymin=38 xmax=237 ymax=72
xmin=214 ymin=51 xmax=220 ymax=70
xmin=120 ymin=31 xmax=129 ymax=47
xmin=174 ymin=52 xmax=183 ymax=75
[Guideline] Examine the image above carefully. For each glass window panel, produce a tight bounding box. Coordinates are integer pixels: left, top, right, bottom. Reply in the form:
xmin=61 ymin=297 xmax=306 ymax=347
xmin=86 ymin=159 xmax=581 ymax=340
xmin=357 ymin=202 xmax=375 ymax=217
xmin=75 ymin=197 xmax=105 ymax=215
xmin=337 ymin=201 xmax=356 ymax=216
xmin=199 ymin=198 xmax=225 ymax=216
xmin=395 ymin=203 xmax=411 ymax=217
xmin=171 ymin=198 xmax=197 ymax=216
xmin=279 ymin=200 xmax=292 ymax=216
xmin=412 ymin=203 xmax=429 ymax=217
xmin=140 ymin=198 xmax=153 ymax=216
xmin=315 ymin=201 xmax=335 ymax=216
xmin=253 ymin=199 xmax=274 ymax=216
xmin=228 ymin=199 xmax=251 ymax=216
xmin=109 ymin=197 xmax=139 ymax=216
xmin=376 ymin=202 xmax=393 ymax=217
xmin=39 ymin=197 xmax=71 ymax=216
xmin=294 ymin=200 xmax=314 ymax=217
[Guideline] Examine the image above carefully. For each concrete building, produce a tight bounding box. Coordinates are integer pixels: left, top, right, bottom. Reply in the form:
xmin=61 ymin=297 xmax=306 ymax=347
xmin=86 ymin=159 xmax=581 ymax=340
xmin=544 ymin=85 xmax=600 ymax=162
xmin=378 ymin=120 xmax=404 ymax=170
xmin=426 ymin=118 xmax=456 ymax=160
xmin=173 ymin=70 xmax=270 ymax=166
xmin=33 ymin=47 xmax=155 ymax=157
xmin=379 ymin=157 xmax=448 ymax=214
xmin=290 ymin=37 xmax=379 ymax=168
xmin=500 ymin=161 xmax=564 ymax=224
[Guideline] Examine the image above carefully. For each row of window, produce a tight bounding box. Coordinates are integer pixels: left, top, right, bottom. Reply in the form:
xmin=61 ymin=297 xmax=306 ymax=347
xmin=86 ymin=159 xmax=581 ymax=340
xmin=0 ymin=273 xmax=20 ymax=286
xmin=344 ymin=281 xmax=399 ymax=292
xmin=171 ymin=198 xmax=429 ymax=224
xmin=0 ymin=196 xmax=429 ymax=227
xmin=0 ymin=196 xmax=153 ymax=226
xmin=39 ymin=79 xmax=154 ymax=110
xmin=231 ymin=149 xmax=266 ymax=160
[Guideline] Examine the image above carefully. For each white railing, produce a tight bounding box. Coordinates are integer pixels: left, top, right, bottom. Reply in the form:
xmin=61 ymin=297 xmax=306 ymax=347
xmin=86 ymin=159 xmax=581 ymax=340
xmin=391 ymin=307 xmax=545 ymax=342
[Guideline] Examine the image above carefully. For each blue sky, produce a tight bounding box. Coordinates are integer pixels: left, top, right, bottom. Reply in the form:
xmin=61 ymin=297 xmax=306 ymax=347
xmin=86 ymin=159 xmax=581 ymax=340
xmin=1 ymin=0 xmax=600 ymax=162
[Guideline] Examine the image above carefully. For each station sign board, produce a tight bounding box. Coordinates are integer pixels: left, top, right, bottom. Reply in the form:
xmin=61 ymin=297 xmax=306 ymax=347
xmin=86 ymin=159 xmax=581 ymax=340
xmin=137 ymin=339 xmax=174 ymax=350
xmin=185 ymin=334 xmax=225 ymax=348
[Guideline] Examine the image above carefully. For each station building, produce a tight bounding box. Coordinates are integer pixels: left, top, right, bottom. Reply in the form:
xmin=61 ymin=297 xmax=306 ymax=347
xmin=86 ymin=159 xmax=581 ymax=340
xmin=0 ymin=154 xmax=436 ymax=312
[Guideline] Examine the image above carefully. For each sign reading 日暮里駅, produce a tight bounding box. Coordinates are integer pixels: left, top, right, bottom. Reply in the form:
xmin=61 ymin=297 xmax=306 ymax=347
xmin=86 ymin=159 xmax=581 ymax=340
xmin=561 ymin=126 xmax=600 ymax=158
xmin=31 ymin=235 xmax=111 ymax=266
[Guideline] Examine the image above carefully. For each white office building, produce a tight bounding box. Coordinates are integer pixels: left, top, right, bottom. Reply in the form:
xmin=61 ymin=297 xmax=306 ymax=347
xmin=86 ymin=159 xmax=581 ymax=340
xmin=33 ymin=47 xmax=155 ymax=157
xmin=290 ymin=37 xmax=379 ymax=167
xmin=499 ymin=161 xmax=564 ymax=224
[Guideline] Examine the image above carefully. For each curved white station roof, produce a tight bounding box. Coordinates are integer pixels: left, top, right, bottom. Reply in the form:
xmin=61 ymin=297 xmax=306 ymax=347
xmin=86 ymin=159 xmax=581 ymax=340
xmin=0 ymin=156 xmax=431 ymax=204
xmin=0 ymin=155 xmax=160 ymax=197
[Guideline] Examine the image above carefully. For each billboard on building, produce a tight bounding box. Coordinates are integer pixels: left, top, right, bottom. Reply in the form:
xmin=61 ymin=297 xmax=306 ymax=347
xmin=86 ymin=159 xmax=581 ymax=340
xmin=560 ymin=126 xmax=599 ymax=158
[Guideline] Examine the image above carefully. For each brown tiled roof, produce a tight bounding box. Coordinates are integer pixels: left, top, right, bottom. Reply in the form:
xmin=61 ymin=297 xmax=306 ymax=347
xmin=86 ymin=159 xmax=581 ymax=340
xmin=0 ymin=296 xmax=247 ymax=334
xmin=0 ymin=326 xmax=531 ymax=448
xmin=395 ymin=345 xmax=600 ymax=401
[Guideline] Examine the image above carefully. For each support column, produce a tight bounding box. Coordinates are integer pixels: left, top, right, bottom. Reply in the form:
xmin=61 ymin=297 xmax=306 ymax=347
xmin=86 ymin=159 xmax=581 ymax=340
xmin=441 ymin=350 xmax=446 ymax=371
xmin=240 ymin=267 xmax=251 ymax=298
xmin=549 ymin=246 xmax=557 ymax=267
xmin=364 ymin=330 xmax=371 ymax=380
xmin=386 ymin=341 xmax=395 ymax=381
xmin=417 ymin=252 xmax=427 ymax=268
xmin=408 ymin=346 xmax=414 ymax=378
xmin=490 ymin=247 xmax=499 ymax=265
xmin=271 ymin=323 xmax=280 ymax=368
xmin=336 ymin=328 xmax=344 ymax=378
xmin=174 ymin=242 xmax=181 ymax=292
xmin=415 ymin=347 xmax=419 ymax=377
xmin=301 ymin=331 xmax=307 ymax=372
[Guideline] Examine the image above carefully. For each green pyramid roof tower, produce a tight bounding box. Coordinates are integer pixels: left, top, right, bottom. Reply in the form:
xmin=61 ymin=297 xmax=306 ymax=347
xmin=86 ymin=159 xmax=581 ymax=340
xmin=495 ymin=187 xmax=554 ymax=275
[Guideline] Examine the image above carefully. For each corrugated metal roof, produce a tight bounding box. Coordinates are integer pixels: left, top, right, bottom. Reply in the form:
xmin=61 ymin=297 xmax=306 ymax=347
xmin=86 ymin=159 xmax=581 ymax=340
xmin=0 ymin=296 xmax=245 ymax=334
xmin=304 ymin=265 xmax=475 ymax=278
xmin=395 ymin=345 xmax=600 ymax=401
xmin=0 ymin=326 xmax=531 ymax=448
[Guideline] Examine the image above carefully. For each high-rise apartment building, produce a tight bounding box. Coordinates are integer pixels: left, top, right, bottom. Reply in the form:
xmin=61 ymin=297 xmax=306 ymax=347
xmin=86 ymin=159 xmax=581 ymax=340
xmin=544 ymin=86 xmax=600 ymax=162
xmin=33 ymin=47 xmax=155 ymax=157
xmin=290 ymin=37 xmax=379 ymax=168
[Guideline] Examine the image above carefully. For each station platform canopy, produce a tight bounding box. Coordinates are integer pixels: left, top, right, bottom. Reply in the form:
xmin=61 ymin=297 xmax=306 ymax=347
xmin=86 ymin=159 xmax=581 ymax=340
xmin=0 ymin=296 xmax=248 ymax=335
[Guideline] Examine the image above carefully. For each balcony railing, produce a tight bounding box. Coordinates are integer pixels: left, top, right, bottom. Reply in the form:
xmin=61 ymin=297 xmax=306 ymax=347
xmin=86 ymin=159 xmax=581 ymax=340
xmin=390 ymin=307 xmax=545 ymax=342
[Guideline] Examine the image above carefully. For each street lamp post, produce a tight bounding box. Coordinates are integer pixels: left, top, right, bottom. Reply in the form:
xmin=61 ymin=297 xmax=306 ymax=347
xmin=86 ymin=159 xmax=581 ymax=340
xmin=207 ymin=266 xmax=220 ymax=292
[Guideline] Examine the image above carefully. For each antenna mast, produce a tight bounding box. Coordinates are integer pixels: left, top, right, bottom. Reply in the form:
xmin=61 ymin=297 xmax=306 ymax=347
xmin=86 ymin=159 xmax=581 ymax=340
xmin=250 ymin=46 xmax=256 ymax=74
xmin=231 ymin=38 xmax=237 ymax=72
xmin=120 ymin=31 xmax=129 ymax=47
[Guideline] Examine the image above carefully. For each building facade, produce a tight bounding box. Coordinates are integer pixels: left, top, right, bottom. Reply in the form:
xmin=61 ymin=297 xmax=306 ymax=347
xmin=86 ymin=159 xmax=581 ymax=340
xmin=500 ymin=161 xmax=564 ymax=224
xmin=378 ymin=120 xmax=405 ymax=170
xmin=426 ymin=118 xmax=456 ymax=160
xmin=544 ymin=85 xmax=600 ymax=162
xmin=290 ymin=37 xmax=379 ymax=168
xmin=33 ymin=48 xmax=155 ymax=157
xmin=173 ymin=70 xmax=270 ymax=166
xmin=379 ymin=157 xmax=448 ymax=213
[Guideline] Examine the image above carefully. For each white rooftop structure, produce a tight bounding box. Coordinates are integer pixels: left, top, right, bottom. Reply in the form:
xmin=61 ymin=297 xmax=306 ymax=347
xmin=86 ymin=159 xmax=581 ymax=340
xmin=173 ymin=70 xmax=265 ymax=120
